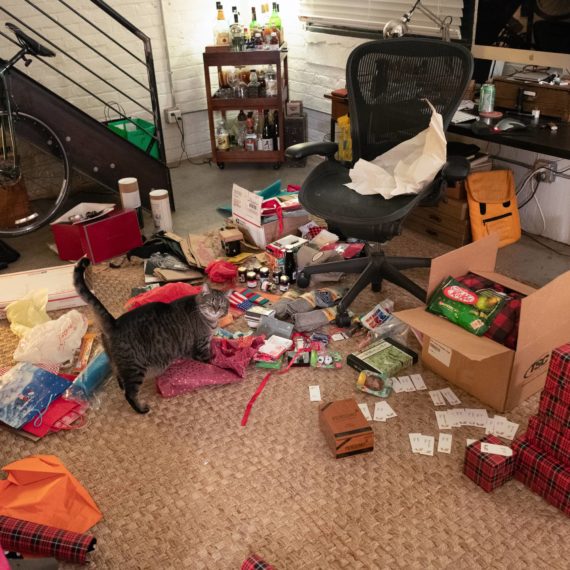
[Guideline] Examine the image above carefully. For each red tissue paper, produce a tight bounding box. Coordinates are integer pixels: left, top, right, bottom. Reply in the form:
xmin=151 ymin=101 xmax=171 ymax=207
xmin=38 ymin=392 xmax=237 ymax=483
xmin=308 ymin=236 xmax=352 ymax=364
xmin=210 ymin=336 xmax=265 ymax=377
xmin=205 ymin=260 xmax=237 ymax=283
xmin=125 ymin=282 xmax=202 ymax=311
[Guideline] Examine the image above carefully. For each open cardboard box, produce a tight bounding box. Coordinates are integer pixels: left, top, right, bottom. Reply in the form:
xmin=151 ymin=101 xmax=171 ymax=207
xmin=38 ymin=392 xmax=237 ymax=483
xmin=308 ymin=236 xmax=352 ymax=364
xmin=395 ymin=234 xmax=570 ymax=412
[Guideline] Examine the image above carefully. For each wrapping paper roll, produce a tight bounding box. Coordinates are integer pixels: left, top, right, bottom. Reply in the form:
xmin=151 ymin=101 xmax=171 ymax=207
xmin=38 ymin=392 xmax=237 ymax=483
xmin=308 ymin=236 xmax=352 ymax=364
xmin=0 ymin=515 xmax=96 ymax=564
xmin=118 ymin=177 xmax=144 ymax=228
xmin=149 ymin=189 xmax=173 ymax=232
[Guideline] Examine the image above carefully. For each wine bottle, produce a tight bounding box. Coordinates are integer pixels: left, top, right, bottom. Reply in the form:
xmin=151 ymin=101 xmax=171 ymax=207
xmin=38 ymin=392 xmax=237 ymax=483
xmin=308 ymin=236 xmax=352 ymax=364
xmin=272 ymin=109 xmax=280 ymax=151
xmin=261 ymin=109 xmax=273 ymax=151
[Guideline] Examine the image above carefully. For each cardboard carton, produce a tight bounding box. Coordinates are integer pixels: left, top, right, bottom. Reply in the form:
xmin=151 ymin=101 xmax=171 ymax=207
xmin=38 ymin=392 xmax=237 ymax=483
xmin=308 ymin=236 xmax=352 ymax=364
xmin=319 ymin=398 xmax=374 ymax=458
xmin=0 ymin=265 xmax=86 ymax=319
xmin=395 ymin=234 xmax=570 ymax=412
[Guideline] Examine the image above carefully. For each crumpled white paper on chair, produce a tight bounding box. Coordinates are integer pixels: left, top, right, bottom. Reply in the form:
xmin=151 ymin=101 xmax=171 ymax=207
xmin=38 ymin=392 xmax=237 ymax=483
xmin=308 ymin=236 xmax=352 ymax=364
xmin=345 ymin=100 xmax=446 ymax=199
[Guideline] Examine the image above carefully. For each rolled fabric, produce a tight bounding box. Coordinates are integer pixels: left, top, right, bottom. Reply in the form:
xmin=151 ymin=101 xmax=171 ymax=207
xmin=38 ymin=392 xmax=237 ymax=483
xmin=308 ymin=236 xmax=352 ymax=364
xmin=0 ymin=516 xmax=96 ymax=564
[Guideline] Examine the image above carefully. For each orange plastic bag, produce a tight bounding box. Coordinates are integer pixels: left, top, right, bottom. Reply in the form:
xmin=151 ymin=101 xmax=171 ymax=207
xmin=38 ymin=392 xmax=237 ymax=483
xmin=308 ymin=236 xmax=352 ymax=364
xmin=0 ymin=455 xmax=102 ymax=533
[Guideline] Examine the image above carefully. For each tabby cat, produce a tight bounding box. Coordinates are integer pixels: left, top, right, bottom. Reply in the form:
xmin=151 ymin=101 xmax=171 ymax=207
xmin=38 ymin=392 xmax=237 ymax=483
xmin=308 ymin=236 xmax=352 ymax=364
xmin=74 ymin=257 xmax=229 ymax=414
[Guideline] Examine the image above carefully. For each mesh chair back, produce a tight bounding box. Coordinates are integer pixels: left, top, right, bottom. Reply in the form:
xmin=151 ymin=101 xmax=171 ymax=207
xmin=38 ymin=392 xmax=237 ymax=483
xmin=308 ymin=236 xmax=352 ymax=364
xmin=347 ymin=39 xmax=474 ymax=162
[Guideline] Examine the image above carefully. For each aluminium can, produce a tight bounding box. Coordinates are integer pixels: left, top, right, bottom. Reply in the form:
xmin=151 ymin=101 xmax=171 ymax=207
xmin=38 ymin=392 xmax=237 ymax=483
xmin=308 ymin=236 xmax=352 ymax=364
xmin=479 ymin=83 xmax=495 ymax=114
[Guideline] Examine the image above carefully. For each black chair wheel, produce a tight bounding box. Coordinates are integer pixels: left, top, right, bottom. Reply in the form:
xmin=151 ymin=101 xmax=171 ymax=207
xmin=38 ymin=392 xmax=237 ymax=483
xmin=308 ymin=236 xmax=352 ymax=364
xmin=336 ymin=312 xmax=352 ymax=327
xmin=296 ymin=272 xmax=310 ymax=288
xmin=371 ymin=280 xmax=382 ymax=293
xmin=273 ymin=162 xmax=281 ymax=170
xmin=217 ymin=162 xmax=225 ymax=169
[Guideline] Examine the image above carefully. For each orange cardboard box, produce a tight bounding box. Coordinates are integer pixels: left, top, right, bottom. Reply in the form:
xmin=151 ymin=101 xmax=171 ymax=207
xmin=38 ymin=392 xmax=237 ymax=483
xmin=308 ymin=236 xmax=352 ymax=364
xmin=396 ymin=234 xmax=570 ymax=412
xmin=319 ymin=399 xmax=374 ymax=458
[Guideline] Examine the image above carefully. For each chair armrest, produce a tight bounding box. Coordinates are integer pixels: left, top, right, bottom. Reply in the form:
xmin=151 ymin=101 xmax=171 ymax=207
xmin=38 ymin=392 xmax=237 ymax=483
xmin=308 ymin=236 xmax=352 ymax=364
xmin=442 ymin=156 xmax=470 ymax=184
xmin=285 ymin=141 xmax=338 ymax=160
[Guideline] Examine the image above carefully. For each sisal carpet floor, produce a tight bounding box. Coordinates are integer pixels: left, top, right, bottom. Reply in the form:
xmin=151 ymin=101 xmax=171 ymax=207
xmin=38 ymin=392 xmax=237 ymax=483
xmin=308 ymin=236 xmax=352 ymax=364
xmin=0 ymin=231 xmax=568 ymax=570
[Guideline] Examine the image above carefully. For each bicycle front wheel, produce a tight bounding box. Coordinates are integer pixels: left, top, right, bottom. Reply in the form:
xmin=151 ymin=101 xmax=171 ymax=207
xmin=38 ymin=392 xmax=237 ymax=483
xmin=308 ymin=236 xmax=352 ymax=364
xmin=0 ymin=112 xmax=70 ymax=237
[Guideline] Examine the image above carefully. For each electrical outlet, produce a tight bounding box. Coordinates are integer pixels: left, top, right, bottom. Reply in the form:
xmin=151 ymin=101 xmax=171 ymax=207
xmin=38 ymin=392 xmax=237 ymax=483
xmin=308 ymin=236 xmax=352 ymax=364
xmin=165 ymin=107 xmax=182 ymax=124
xmin=534 ymin=159 xmax=557 ymax=183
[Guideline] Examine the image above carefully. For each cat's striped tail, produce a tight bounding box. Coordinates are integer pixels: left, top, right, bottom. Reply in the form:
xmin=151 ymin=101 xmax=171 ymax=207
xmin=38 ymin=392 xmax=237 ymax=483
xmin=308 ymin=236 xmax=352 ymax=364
xmin=73 ymin=257 xmax=116 ymax=335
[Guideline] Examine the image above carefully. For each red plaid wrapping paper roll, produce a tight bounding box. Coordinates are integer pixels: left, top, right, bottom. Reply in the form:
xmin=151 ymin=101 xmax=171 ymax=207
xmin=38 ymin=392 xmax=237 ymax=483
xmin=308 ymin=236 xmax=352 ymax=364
xmin=544 ymin=344 xmax=570 ymax=405
xmin=538 ymin=392 xmax=570 ymax=431
xmin=0 ymin=515 xmax=96 ymax=564
xmin=463 ymin=434 xmax=515 ymax=492
xmin=241 ymin=554 xmax=276 ymax=570
xmin=526 ymin=415 xmax=570 ymax=466
xmin=512 ymin=436 xmax=570 ymax=516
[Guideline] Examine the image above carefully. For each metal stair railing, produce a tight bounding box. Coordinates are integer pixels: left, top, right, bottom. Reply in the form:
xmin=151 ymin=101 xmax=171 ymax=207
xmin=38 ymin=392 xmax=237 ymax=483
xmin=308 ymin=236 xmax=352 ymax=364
xmin=0 ymin=0 xmax=166 ymax=163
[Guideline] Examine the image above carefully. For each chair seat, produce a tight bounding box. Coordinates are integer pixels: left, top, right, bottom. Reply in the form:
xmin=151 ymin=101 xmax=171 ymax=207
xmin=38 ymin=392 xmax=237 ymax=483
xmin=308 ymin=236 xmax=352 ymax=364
xmin=300 ymin=159 xmax=426 ymax=226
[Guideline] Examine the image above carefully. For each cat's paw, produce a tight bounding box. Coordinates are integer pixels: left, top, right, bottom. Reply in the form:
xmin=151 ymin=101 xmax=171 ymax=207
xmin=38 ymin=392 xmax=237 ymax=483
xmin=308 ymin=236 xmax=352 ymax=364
xmin=136 ymin=404 xmax=150 ymax=414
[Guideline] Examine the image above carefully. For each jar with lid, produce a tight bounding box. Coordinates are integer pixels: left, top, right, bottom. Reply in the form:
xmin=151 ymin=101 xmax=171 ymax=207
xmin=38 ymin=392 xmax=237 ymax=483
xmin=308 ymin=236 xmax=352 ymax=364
xmin=238 ymin=266 xmax=248 ymax=283
xmin=279 ymin=274 xmax=290 ymax=292
xmin=246 ymin=270 xmax=258 ymax=288
xmin=247 ymin=69 xmax=260 ymax=98
xmin=215 ymin=119 xmax=230 ymax=151
xmin=259 ymin=266 xmax=270 ymax=283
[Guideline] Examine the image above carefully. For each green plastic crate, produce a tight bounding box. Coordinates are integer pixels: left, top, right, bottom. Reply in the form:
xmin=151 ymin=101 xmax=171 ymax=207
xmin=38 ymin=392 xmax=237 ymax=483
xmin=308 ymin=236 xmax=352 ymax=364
xmin=107 ymin=117 xmax=159 ymax=159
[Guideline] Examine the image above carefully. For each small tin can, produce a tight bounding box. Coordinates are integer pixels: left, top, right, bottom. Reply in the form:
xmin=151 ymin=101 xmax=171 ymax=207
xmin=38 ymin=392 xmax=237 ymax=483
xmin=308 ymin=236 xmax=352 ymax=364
xmin=272 ymin=270 xmax=282 ymax=285
xmin=479 ymin=83 xmax=495 ymax=114
xmin=246 ymin=270 xmax=258 ymax=288
xmin=238 ymin=266 xmax=248 ymax=283
xmin=279 ymin=274 xmax=290 ymax=292
xmin=260 ymin=279 xmax=272 ymax=292
xmin=259 ymin=266 xmax=270 ymax=282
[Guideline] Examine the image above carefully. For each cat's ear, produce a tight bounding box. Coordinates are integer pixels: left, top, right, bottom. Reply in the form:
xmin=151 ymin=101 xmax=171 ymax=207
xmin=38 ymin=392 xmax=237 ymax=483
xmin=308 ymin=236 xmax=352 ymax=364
xmin=201 ymin=282 xmax=211 ymax=295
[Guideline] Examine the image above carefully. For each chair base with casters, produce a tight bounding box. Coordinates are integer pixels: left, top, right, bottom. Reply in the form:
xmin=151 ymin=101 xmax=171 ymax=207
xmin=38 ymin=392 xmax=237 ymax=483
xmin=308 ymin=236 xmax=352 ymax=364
xmin=297 ymin=242 xmax=431 ymax=326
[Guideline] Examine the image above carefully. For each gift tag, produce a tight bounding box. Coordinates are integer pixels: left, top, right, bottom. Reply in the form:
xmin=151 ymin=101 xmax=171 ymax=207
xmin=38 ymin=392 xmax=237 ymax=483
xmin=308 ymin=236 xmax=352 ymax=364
xmin=397 ymin=375 xmax=415 ymax=392
xmin=409 ymin=433 xmax=422 ymax=453
xmin=481 ymin=442 xmax=513 ymax=457
xmin=410 ymin=373 xmax=427 ymax=391
xmin=440 ymin=387 xmax=461 ymax=405
xmin=429 ymin=390 xmax=446 ymax=406
xmin=419 ymin=435 xmax=435 ymax=456
xmin=391 ymin=377 xmax=406 ymax=393
xmin=309 ymin=385 xmax=321 ymax=402
xmin=435 ymin=410 xmax=451 ymax=430
xmin=466 ymin=438 xmax=477 ymax=447
xmin=358 ymin=402 xmax=372 ymax=421
xmin=437 ymin=433 xmax=453 ymax=453
xmin=374 ymin=401 xmax=397 ymax=421
xmin=499 ymin=420 xmax=519 ymax=440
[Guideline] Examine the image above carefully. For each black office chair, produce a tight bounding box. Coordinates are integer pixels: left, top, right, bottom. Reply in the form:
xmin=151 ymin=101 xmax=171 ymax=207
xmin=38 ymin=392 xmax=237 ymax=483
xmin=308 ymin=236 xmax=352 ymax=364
xmin=286 ymin=38 xmax=474 ymax=326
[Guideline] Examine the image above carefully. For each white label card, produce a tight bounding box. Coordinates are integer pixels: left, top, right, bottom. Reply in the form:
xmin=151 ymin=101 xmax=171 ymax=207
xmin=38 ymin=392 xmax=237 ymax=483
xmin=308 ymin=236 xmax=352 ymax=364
xmin=438 ymin=433 xmax=453 ymax=453
xmin=374 ymin=401 xmax=397 ymax=421
xmin=391 ymin=377 xmax=406 ymax=393
xmin=358 ymin=403 xmax=372 ymax=421
xmin=440 ymin=387 xmax=461 ymax=405
xmin=397 ymin=376 xmax=416 ymax=392
xmin=429 ymin=390 xmax=446 ymax=406
xmin=435 ymin=411 xmax=452 ymax=430
xmin=410 ymin=374 xmax=427 ymax=390
xmin=309 ymin=385 xmax=321 ymax=402
xmin=419 ymin=435 xmax=435 ymax=456
xmin=409 ymin=433 xmax=422 ymax=453
xmin=480 ymin=442 xmax=513 ymax=457
xmin=427 ymin=339 xmax=452 ymax=367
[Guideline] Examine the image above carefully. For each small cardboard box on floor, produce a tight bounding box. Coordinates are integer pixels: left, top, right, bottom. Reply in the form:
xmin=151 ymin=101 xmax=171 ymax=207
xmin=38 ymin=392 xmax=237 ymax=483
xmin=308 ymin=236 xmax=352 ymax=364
xmin=396 ymin=234 xmax=570 ymax=412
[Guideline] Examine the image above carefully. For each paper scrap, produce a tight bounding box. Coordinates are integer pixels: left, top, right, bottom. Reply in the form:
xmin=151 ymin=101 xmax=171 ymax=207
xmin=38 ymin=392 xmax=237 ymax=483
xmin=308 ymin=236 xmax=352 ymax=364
xmin=437 ymin=433 xmax=453 ymax=453
xmin=309 ymin=385 xmax=321 ymax=402
xmin=358 ymin=403 xmax=372 ymax=421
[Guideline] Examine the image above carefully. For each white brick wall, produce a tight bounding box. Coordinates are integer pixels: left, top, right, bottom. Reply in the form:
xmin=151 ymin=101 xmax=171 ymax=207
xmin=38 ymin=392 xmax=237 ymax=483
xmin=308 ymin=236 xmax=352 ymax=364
xmin=2 ymin=0 xmax=568 ymax=242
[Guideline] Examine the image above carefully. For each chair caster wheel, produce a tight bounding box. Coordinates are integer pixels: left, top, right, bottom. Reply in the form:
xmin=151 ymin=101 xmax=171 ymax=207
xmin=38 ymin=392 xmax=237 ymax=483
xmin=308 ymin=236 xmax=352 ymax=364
xmin=336 ymin=313 xmax=352 ymax=327
xmin=217 ymin=162 xmax=225 ymax=169
xmin=273 ymin=162 xmax=281 ymax=170
xmin=371 ymin=280 xmax=382 ymax=293
xmin=296 ymin=272 xmax=310 ymax=288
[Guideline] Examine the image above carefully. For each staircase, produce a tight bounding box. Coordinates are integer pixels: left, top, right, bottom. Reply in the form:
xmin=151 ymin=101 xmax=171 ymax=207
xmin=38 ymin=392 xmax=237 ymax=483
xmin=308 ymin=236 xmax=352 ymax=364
xmin=0 ymin=0 xmax=173 ymax=210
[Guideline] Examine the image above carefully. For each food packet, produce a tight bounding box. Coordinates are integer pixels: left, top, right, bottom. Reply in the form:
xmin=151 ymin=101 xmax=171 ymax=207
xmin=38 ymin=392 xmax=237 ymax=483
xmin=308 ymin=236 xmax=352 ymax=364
xmin=310 ymin=350 xmax=342 ymax=369
xmin=426 ymin=276 xmax=508 ymax=336
xmin=356 ymin=370 xmax=393 ymax=398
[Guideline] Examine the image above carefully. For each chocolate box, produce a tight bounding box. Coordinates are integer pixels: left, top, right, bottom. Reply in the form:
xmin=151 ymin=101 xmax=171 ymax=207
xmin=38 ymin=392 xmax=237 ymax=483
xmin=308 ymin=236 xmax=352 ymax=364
xmin=319 ymin=399 xmax=374 ymax=459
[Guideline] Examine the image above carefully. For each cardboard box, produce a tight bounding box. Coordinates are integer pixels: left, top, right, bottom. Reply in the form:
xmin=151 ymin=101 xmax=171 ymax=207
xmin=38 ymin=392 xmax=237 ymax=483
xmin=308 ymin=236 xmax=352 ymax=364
xmin=463 ymin=435 xmax=515 ymax=492
xmin=265 ymin=234 xmax=308 ymax=271
xmin=395 ymin=234 xmax=570 ymax=412
xmin=231 ymin=184 xmax=310 ymax=249
xmin=220 ymin=228 xmax=243 ymax=257
xmin=51 ymin=204 xmax=143 ymax=263
xmin=0 ymin=264 xmax=86 ymax=319
xmin=286 ymin=100 xmax=303 ymax=116
xmin=319 ymin=398 xmax=374 ymax=459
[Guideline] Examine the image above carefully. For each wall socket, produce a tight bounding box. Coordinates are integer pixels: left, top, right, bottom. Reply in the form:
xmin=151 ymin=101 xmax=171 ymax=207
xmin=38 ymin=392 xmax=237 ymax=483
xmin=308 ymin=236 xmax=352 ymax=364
xmin=534 ymin=159 xmax=557 ymax=183
xmin=165 ymin=107 xmax=182 ymax=124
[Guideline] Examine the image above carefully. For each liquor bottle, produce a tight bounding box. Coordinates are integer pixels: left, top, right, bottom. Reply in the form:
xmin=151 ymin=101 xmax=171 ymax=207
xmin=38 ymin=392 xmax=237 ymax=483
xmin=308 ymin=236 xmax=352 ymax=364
xmin=269 ymin=2 xmax=282 ymax=32
xmin=249 ymin=7 xmax=260 ymax=36
xmin=272 ymin=109 xmax=280 ymax=151
xmin=237 ymin=109 xmax=247 ymax=147
xmin=284 ymin=246 xmax=297 ymax=283
xmin=213 ymin=2 xmax=230 ymax=47
xmin=244 ymin=112 xmax=257 ymax=151
xmin=262 ymin=3 xmax=272 ymax=44
xmin=261 ymin=109 xmax=273 ymax=151
xmin=230 ymin=8 xmax=244 ymax=52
